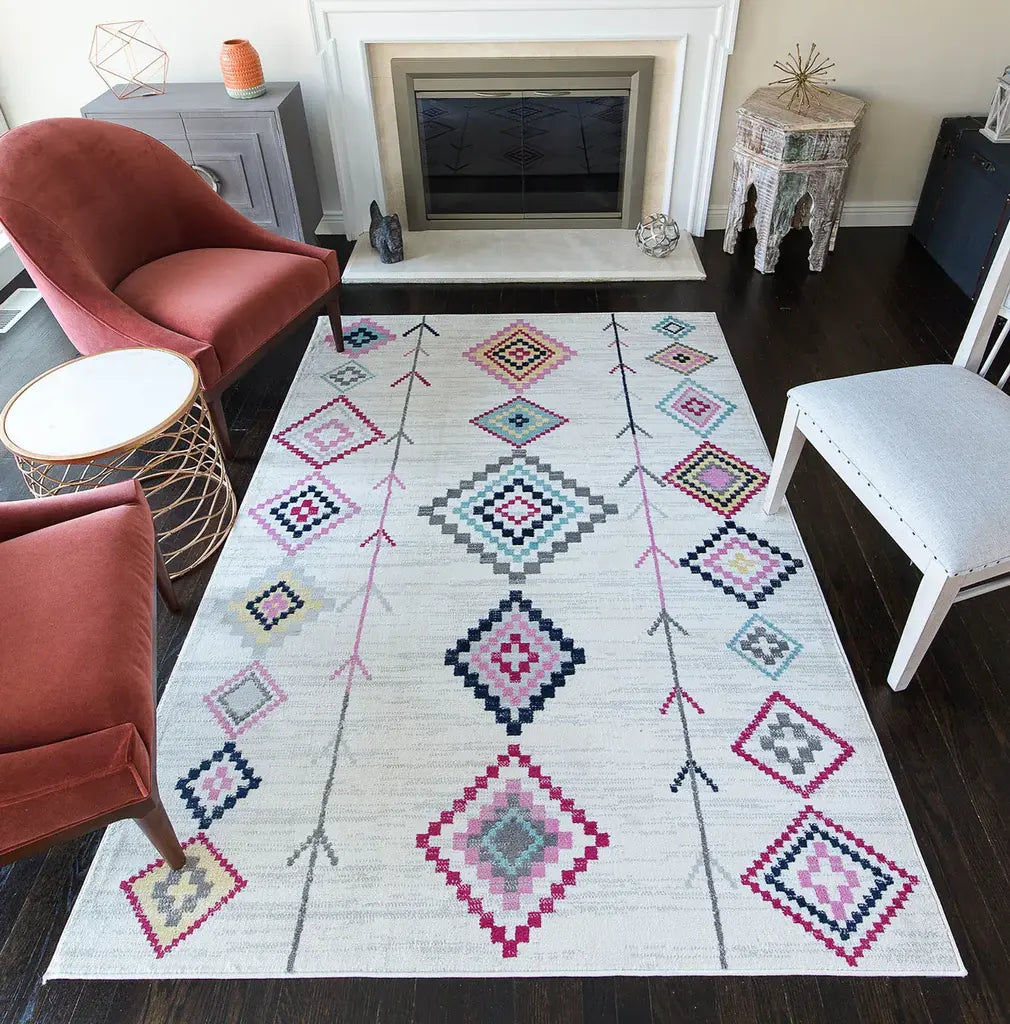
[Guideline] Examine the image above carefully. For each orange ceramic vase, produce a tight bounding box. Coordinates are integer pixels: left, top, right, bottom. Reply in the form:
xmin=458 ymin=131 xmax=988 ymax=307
xmin=219 ymin=39 xmax=266 ymax=99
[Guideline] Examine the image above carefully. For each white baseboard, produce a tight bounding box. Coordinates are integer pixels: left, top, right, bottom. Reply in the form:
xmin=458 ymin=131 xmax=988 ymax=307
xmin=323 ymin=202 xmax=919 ymax=241
xmin=316 ymin=211 xmax=345 ymax=236
xmin=0 ymin=233 xmax=23 ymax=290
xmin=705 ymin=200 xmax=918 ymax=232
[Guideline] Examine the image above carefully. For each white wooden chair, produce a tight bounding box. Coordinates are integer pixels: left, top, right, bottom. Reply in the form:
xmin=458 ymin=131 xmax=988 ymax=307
xmin=764 ymin=221 xmax=1010 ymax=691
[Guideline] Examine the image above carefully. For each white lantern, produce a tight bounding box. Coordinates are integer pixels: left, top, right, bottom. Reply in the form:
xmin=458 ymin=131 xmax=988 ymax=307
xmin=981 ymin=65 xmax=1010 ymax=143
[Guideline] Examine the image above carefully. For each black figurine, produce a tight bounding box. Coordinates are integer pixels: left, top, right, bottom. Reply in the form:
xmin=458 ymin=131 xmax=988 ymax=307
xmin=369 ymin=200 xmax=404 ymax=264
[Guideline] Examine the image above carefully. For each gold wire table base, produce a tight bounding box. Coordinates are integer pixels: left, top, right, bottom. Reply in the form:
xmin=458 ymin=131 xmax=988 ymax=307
xmin=11 ymin=393 xmax=237 ymax=579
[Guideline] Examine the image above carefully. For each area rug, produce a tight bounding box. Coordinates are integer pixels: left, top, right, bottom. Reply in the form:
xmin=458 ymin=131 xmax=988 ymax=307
xmin=47 ymin=313 xmax=964 ymax=979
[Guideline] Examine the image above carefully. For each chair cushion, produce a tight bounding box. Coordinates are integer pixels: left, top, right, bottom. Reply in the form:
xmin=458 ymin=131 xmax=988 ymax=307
xmin=790 ymin=364 xmax=1010 ymax=573
xmin=0 ymin=502 xmax=155 ymax=757
xmin=114 ymin=247 xmax=331 ymax=378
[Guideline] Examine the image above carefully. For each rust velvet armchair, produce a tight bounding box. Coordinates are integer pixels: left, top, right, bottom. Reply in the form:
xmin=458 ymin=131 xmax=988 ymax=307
xmin=0 ymin=481 xmax=185 ymax=869
xmin=0 ymin=117 xmax=343 ymax=456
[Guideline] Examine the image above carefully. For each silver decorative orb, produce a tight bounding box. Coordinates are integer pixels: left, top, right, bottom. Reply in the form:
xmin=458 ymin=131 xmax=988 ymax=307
xmin=635 ymin=214 xmax=681 ymax=258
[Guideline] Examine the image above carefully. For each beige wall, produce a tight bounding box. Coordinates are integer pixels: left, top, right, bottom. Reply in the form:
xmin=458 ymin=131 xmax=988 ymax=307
xmin=0 ymin=0 xmax=1004 ymax=230
xmin=712 ymin=0 xmax=1005 ymax=219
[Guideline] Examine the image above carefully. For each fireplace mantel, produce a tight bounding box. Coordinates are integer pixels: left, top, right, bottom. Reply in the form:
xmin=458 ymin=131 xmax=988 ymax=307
xmin=309 ymin=0 xmax=740 ymax=238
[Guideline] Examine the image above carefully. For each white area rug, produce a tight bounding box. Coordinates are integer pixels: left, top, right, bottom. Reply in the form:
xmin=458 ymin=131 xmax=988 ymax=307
xmin=48 ymin=313 xmax=963 ymax=979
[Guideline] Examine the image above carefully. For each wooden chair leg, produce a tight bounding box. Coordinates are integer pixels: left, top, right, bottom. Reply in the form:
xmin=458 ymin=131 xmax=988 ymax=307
xmin=206 ymin=392 xmax=234 ymax=459
xmin=763 ymin=398 xmax=806 ymax=515
xmin=326 ymin=296 xmax=344 ymax=353
xmin=887 ymin=563 xmax=961 ymax=692
xmin=155 ymin=541 xmax=180 ymax=613
xmin=136 ymin=799 xmax=186 ymax=869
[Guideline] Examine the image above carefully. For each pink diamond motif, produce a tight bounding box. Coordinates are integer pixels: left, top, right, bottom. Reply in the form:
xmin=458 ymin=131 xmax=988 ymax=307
xmin=742 ymin=806 xmax=919 ymax=966
xmin=248 ymin=472 xmax=360 ymax=554
xmin=121 ymin=833 xmax=246 ymax=958
xmin=464 ymin=321 xmax=577 ymax=391
xmin=416 ymin=744 xmax=608 ymax=958
xmin=203 ymin=661 xmax=288 ymax=739
xmin=647 ymin=341 xmax=716 ymax=374
xmin=273 ymin=395 xmax=384 ymax=469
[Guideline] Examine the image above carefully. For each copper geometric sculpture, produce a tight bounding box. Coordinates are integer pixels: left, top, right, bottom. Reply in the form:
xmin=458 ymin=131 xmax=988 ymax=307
xmin=89 ymin=21 xmax=169 ymax=100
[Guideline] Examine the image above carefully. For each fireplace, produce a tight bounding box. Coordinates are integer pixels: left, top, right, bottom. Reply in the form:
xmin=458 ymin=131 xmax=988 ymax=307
xmin=309 ymin=0 xmax=740 ymax=240
xmin=391 ymin=57 xmax=652 ymax=230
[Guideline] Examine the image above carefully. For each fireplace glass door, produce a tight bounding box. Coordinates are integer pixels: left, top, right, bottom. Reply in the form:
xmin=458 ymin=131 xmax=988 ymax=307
xmin=414 ymin=90 xmax=631 ymax=222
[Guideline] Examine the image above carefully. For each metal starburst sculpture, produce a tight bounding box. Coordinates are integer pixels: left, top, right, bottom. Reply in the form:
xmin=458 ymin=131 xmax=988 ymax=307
xmin=770 ymin=43 xmax=836 ymax=111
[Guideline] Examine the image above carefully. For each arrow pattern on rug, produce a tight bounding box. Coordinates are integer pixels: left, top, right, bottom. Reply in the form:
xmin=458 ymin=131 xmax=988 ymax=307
xmin=607 ymin=312 xmax=728 ymax=969
xmin=670 ymin=759 xmax=719 ymax=794
xmin=286 ymin=316 xmax=434 ymax=973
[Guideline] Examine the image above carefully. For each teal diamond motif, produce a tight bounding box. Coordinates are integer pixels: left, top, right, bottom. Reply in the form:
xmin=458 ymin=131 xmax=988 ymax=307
xmin=418 ymin=452 xmax=618 ymax=583
xmin=470 ymin=397 xmax=569 ymax=447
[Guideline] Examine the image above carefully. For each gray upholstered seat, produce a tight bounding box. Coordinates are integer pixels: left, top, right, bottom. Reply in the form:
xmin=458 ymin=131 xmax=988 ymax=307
xmin=789 ymin=363 xmax=1010 ymax=574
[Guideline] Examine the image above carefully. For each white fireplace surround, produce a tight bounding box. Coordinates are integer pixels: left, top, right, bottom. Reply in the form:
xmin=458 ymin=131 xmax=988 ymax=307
xmin=309 ymin=0 xmax=740 ymax=239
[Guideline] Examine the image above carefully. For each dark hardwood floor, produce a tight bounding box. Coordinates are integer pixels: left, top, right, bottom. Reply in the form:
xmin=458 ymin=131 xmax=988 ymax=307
xmin=2 ymin=228 xmax=1007 ymax=1023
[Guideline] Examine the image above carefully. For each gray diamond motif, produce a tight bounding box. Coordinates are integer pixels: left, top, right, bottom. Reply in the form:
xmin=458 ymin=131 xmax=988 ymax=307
xmin=759 ymin=712 xmax=823 ymax=776
xmin=151 ymin=866 xmax=213 ymax=928
xmin=217 ymin=672 xmax=273 ymax=727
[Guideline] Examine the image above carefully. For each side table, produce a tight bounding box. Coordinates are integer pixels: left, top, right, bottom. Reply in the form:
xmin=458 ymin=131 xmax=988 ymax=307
xmin=82 ymin=83 xmax=323 ymax=244
xmin=0 ymin=348 xmax=236 ymax=578
xmin=723 ymin=86 xmax=867 ymax=273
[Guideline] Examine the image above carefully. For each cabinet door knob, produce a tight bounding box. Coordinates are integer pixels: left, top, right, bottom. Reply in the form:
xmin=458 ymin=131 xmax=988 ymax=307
xmin=191 ymin=164 xmax=222 ymax=192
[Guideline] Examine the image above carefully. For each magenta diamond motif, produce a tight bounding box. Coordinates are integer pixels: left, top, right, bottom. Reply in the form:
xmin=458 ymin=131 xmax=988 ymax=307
xmin=742 ymin=806 xmax=919 ymax=966
xmin=416 ymin=745 xmax=608 ymax=958
xmin=273 ymin=395 xmax=384 ymax=469
xmin=731 ymin=691 xmax=854 ymax=797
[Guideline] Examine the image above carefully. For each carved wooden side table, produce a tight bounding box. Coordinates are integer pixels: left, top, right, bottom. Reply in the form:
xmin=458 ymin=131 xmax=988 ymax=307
xmin=723 ymin=86 xmax=867 ymax=273
xmin=0 ymin=348 xmax=236 ymax=578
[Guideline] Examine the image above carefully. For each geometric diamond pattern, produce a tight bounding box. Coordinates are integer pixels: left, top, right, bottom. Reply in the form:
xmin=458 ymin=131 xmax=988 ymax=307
xmin=202 ymin=661 xmax=288 ymax=739
xmin=273 ymin=395 xmax=385 ymax=470
xmin=321 ymin=361 xmax=376 ymax=393
xmin=741 ymin=806 xmax=919 ymax=966
xmin=247 ymin=473 xmax=361 ymax=554
xmin=657 ymin=381 xmax=737 ymax=438
xmin=340 ymin=317 xmax=396 ymax=357
xmin=647 ymin=341 xmax=716 ymax=374
xmin=175 ymin=742 xmax=262 ymax=829
xmin=731 ymin=691 xmax=854 ymax=797
xmin=663 ymin=442 xmax=769 ymax=516
xmin=121 ymin=833 xmax=246 ymax=958
xmin=464 ymin=320 xmax=576 ymax=391
xmin=416 ymin=744 xmax=609 ymax=958
xmin=418 ymin=452 xmax=618 ymax=583
xmin=446 ymin=590 xmax=586 ymax=734
xmin=470 ymin=396 xmax=569 ymax=448
xmin=680 ymin=520 xmax=803 ymax=608
xmin=727 ymin=614 xmax=803 ymax=679
xmin=651 ymin=315 xmax=696 ymax=340
xmin=226 ymin=575 xmax=331 ymax=648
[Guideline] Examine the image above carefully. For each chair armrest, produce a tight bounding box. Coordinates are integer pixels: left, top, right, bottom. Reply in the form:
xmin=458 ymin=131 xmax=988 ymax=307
xmin=0 ymin=724 xmax=152 ymax=863
xmin=0 ymin=480 xmax=146 ymax=542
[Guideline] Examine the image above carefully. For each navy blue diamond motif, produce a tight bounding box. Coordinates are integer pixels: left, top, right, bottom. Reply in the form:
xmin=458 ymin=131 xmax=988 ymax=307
xmin=176 ymin=742 xmax=261 ymax=829
xmin=446 ymin=590 xmax=586 ymax=735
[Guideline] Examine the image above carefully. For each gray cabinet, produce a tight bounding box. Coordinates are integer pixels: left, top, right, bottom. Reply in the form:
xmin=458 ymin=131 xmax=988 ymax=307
xmin=82 ymin=82 xmax=323 ymax=244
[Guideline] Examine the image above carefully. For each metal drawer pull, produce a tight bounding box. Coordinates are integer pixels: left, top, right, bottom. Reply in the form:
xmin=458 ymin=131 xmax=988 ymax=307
xmin=529 ymin=89 xmax=571 ymax=96
xmin=191 ymin=164 xmax=222 ymax=192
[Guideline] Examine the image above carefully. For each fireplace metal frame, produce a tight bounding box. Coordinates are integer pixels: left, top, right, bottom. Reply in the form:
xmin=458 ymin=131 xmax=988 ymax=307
xmin=391 ymin=56 xmax=653 ymax=231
